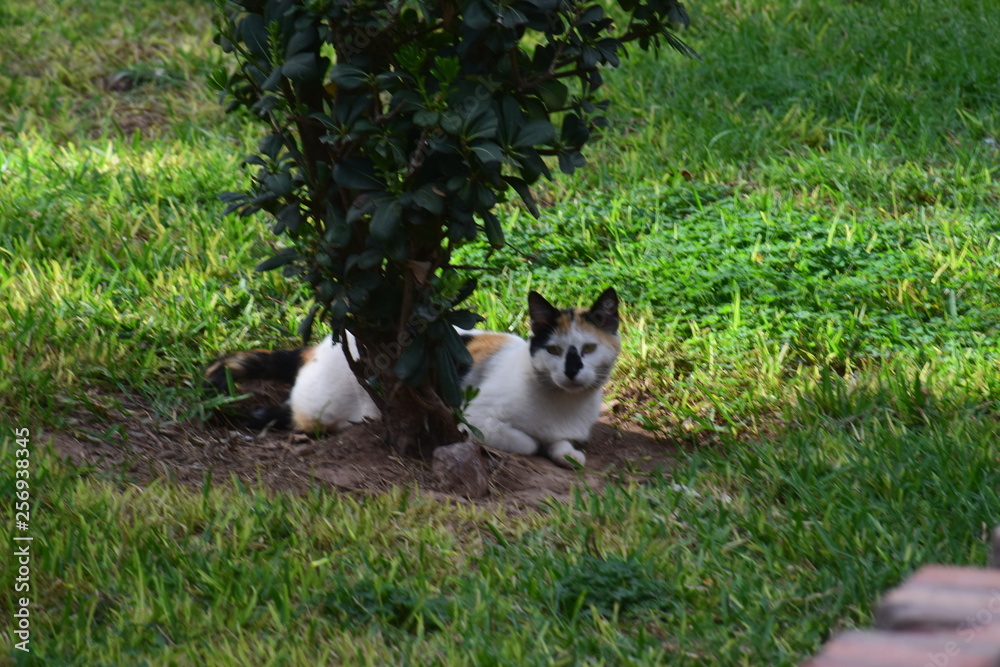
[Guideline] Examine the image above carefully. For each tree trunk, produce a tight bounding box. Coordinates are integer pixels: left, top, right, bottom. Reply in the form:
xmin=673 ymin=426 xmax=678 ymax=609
xmin=381 ymin=381 xmax=463 ymax=459
xmin=345 ymin=333 xmax=463 ymax=459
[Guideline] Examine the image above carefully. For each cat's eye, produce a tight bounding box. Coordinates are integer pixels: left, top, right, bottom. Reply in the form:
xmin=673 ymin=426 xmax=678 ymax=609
xmin=546 ymin=345 xmax=563 ymax=356
xmin=582 ymin=343 xmax=597 ymax=354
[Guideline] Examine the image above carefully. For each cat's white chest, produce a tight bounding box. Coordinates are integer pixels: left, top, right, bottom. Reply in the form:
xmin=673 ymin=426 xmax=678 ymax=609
xmin=517 ymin=384 xmax=602 ymax=442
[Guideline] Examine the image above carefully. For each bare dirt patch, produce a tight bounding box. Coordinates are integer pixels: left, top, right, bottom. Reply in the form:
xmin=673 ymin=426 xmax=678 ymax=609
xmin=49 ymin=394 xmax=681 ymax=509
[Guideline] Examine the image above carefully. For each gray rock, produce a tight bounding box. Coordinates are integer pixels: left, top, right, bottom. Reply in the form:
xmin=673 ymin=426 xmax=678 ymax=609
xmin=432 ymin=442 xmax=489 ymax=498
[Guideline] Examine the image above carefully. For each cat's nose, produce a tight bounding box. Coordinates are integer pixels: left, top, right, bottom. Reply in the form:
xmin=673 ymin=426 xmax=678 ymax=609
xmin=565 ymin=346 xmax=583 ymax=379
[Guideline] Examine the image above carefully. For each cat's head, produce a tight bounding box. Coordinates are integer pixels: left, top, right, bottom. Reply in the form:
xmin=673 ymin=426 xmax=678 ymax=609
xmin=527 ymin=287 xmax=620 ymax=393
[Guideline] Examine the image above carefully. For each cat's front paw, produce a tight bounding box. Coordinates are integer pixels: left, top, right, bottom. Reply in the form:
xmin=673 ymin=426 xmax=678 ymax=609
xmin=549 ymin=440 xmax=586 ymax=468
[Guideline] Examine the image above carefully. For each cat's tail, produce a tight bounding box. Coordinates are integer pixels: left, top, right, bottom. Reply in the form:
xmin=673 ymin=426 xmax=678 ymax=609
xmin=204 ymin=347 xmax=306 ymax=429
xmin=205 ymin=348 xmax=306 ymax=389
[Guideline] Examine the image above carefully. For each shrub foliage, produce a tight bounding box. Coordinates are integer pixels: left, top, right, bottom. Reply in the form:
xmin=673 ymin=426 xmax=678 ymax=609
xmin=214 ymin=0 xmax=695 ymax=453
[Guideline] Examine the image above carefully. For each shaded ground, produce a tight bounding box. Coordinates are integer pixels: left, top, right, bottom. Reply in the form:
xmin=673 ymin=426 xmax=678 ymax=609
xmin=49 ymin=393 xmax=680 ymax=509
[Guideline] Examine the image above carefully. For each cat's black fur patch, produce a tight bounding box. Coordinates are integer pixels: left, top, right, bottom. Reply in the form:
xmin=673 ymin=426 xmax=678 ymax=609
xmin=204 ymin=348 xmax=304 ymax=394
xmin=239 ymin=348 xmax=304 ymax=384
xmin=582 ymin=288 xmax=619 ymax=334
xmin=529 ymin=308 xmax=578 ymax=353
xmin=564 ymin=346 xmax=583 ymax=379
xmin=527 ymin=291 xmax=562 ymax=353
xmin=246 ymin=405 xmax=292 ymax=430
xmin=458 ymin=333 xmax=473 ymax=377
xmin=529 ymin=327 xmax=553 ymax=354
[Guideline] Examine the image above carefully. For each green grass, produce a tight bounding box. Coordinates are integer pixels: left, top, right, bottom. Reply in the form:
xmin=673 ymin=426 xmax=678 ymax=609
xmin=2 ymin=0 xmax=1000 ymax=664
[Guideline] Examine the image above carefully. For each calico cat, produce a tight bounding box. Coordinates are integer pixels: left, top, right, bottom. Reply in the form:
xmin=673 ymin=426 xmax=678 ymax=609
xmin=205 ymin=288 xmax=619 ymax=467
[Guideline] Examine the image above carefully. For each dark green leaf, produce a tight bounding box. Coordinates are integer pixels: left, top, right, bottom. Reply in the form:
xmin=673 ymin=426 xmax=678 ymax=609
xmin=395 ymin=334 xmax=426 ymax=381
xmin=370 ymin=199 xmax=402 ymax=240
xmin=347 ymin=284 xmax=370 ymax=307
xmin=465 ymin=109 xmax=498 ymax=141
xmin=276 ymin=204 xmax=302 ymax=232
xmin=222 ymin=200 xmax=247 ymax=216
xmin=464 ymin=0 xmax=494 ymax=30
xmin=330 ymin=298 xmax=348 ymax=322
xmin=452 ymin=278 xmax=478 ymax=307
xmin=475 ymin=184 xmax=498 ymax=209
xmin=333 ymin=159 xmax=384 ymax=190
xmin=255 ymin=248 xmax=299 ymax=272
xmin=667 ymin=2 xmax=690 ymax=28
xmin=347 ymin=197 xmax=375 ymax=224
xmin=503 ymin=176 xmax=540 ymax=217
xmin=324 ymin=212 xmax=351 ymax=245
xmin=578 ymin=4 xmax=604 ymax=24
xmin=298 ymin=304 xmax=321 ymax=344
xmin=283 ymin=52 xmax=320 ymax=81
xmin=218 ymin=191 xmax=248 ymax=204
xmin=357 ymin=249 xmax=383 ymax=269
xmin=317 ymin=280 xmax=336 ymax=302
xmin=498 ymin=95 xmax=522 ymax=144
xmin=499 ymin=5 xmax=527 ymax=27
xmin=483 ymin=211 xmax=504 ymax=248
xmin=561 ymin=113 xmax=590 ymax=146
xmin=471 ymin=141 xmax=504 ymax=164
xmin=446 ymin=310 xmax=484 ymax=331
xmin=515 ymin=120 xmax=556 ymax=147
xmin=596 ymin=38 xmax=621 ymax=67
xmin=252 ymin=95 xmax=278 ymax=115
xmin=413 ymin=185 xmax=445 ymax=215
xmin=435 ymin=344 xmax=463 ymax=407
xmin=285 ymin=26 xmax=318 ymax=57
xmin=329 ymin=63 xmax=367 ymax=89
xmin=413 ymin=110 xmax=441 ymax=127
xmin=663 ymin=30 xmax=701 ymax=60
xmin=265 ymin=172 xmax=293 ymax=196
xmin=309 ymin=111 xmax=338 ymax=130
xmin=441 ymin=113 xmax=462 ymax=134
xmin=558 ymin=150 xmax=587 ymax=174
xmin=259 ymin=133 xmax=284 ymax=159
xmin=536 ymin=80 xmax=569 ymax=110
xmin=240 ymin=14 xmax=269 ymax=60
xmin=518 ymin=148 xmax=550 ymax=183
xmin=442 ymin=324 xmax=474 ymax=369
xmin=261 ymin=66 xmax=283 ymax=91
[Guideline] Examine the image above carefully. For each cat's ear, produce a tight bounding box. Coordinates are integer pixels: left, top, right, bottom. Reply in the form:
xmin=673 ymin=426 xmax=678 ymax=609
xmin=585 ymin=287 xmax=619 ymax=334
xmin=528 ymin=291 xmax=561 ymax=333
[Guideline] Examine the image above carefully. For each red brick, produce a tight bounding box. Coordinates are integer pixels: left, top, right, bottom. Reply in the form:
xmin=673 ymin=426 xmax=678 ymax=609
xmin=991 ymin=527 xmax=1000 ymax=570
xmin=875 ymin=567 xmax=1000 ymax=631
xmin=908 ymin=566 xmax=1000 ymax=590
xmin=803 ymin=629 xmax=1000 ymax=667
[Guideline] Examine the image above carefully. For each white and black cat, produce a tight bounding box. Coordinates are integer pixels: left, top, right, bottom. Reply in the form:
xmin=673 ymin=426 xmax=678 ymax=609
xmin=205 ymin=288 xmax=619 ymax=467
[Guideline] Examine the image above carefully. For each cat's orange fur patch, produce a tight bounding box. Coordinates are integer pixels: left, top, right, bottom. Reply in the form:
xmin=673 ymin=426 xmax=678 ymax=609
xmin=568 ymin=310 xmax=621 ymax=351
xmin=466 ymin=333 xmax=510 ymax=364
xmin=551 ymin=309 xmax=577 ymax=334
xmin=292 ymin=411 xmax=318 ymax=432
